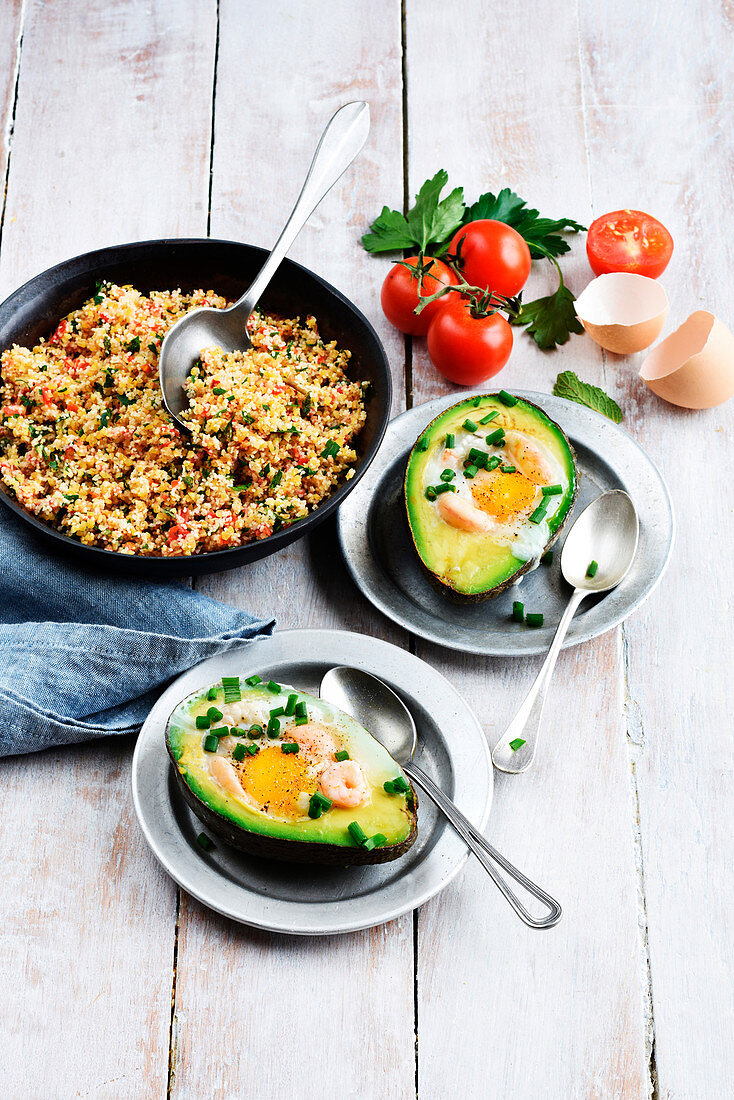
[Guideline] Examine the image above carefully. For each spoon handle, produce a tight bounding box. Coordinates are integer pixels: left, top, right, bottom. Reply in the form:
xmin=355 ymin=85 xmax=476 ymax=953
xmin=405 ymin=762 xmax=562 ymax=928
xmin=492 ymin=587 xmax=587 ymax=774
xmin=235 ymin=101 xmax=370 ymax=319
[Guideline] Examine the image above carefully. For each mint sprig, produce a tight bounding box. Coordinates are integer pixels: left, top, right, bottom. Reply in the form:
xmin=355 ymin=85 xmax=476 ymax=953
xmin=553 ymin=371 xmax=623 ymax=423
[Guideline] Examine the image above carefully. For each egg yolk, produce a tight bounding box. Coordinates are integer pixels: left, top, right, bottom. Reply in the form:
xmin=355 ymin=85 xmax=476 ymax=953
xmin=470 ymin=468 xmax=538 ymax=522
xmin=236 ymin=746 xmax=316 ymax=818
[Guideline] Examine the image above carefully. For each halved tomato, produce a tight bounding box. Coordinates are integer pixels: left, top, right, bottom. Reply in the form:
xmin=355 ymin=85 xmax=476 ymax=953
xmin=586 ymin=209 xmax=673 ymax=279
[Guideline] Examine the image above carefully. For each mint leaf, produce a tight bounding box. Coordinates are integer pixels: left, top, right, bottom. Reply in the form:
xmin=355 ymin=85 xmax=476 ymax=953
xmin=514 ymin=282 xmax=584 ymax=349
xmin=553 ymin=371 xmax=623 ymax=423
xmin=362 ymin=170 xmax=465 ymax=254
xmin=464 ymin=187 xmax=586 ymax=259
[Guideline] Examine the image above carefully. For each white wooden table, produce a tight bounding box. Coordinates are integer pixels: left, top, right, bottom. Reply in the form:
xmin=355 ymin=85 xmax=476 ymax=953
xmin=1 ymin=2 xmax=731 ymax=1097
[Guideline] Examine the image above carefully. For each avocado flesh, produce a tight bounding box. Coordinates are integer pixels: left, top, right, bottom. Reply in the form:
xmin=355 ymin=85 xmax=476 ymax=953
xmin=166 ymin=682 xmax=418 ymax=865
xmin=405 ymin=395 xmax=578 ymax=599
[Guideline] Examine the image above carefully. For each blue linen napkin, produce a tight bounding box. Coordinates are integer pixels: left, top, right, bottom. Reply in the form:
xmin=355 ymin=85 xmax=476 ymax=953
xmin=0 ymin=508 xmax=275 ymax=756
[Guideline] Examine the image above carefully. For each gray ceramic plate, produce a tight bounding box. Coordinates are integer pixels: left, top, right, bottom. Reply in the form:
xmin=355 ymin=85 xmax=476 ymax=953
xmin=337 ymin=390 xmax=674 ymax=657
xmin=131 ymin=629 xmax=492 ymax=935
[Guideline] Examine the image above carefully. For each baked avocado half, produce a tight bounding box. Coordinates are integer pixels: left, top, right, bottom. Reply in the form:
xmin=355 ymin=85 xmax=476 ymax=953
xmin=166 ymin=676 xmax=418 ymax=866
xmin=405 ymin=393 xmax=578 ymax=599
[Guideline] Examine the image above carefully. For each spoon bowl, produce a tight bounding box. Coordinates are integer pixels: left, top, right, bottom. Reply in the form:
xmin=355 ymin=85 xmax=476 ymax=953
xmin=320 ymin=666 xmax=562 ymax=929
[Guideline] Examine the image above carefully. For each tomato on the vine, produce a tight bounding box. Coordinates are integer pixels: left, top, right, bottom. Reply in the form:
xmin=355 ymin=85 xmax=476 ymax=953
xmin=426 ymin=295 xmax=513 ymax=385
xmin=586 ymin=209 xmax=673 ymax=278
xmin=380 ymin=255 xmax=457 ymax=335
xmin=448 ymin=219 xmax=532 ymax=297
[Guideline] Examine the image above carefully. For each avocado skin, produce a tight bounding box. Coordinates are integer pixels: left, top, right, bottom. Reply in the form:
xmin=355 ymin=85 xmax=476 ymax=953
xmin=166 ymin=737 xmax=419 ymax=867
xmin=404 ymin=394 xmax=579 ymax=601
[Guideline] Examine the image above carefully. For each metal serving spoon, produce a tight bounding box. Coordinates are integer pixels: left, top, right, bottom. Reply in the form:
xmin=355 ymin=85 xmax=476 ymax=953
xmin=159 ymin=100 xmax=371 ymax=434
xmin=320 ymin=666 xmax=562 ymax=929
xmin=492 ymin=489 xmax=639 ymax=775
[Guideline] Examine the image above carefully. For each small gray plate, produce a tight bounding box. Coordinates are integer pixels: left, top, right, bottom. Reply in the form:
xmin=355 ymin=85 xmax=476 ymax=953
xmin=131 ymin=630 xmax=492 ymax=935
xmin=337 ymin=390 xmax=674 ymax=657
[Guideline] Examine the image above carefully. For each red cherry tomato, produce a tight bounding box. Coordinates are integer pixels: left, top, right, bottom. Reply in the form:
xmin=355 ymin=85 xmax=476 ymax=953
xmin=448 ymin=219 xmax=532 ymax=297
xmin=380 ymin=256 xmax=458 ymax=336
xmin=426 ymin=295 xmax=513 ymax=386
xmin=586 ymin=209 xmax=673 ymax=278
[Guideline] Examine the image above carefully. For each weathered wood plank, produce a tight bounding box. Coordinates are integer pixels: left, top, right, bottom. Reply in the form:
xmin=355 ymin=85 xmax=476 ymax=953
xmin=175 ymin=4 xmax=415 ymax=1098
xmin=0 ymin=2 xmax=217 ymax=1095
xmin=578 ymin=2 xmax=734 ymax=1096
xmin=405 ymin=2 xmax=651 ymax=1096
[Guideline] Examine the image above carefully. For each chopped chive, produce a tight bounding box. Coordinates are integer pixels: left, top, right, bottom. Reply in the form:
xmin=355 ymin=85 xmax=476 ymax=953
xmin=479 ymin=410 xmax=499 ymax=424
xmin=468 ymin=447 xmax=489 ymax=467
xmin=206 ymin=686 xmax=218 ymax=700
xmin=432 ymin=483 xmax=456 ymax=496
xmin=269 ymin=706 xmax=285 ymax=719
xmin=209 ymin=726 xmax=229 ymax=738
xmin=541 ymin=550 xmax=554 ymax=565
xmin=485 ymin=427 xmax=505 ymax=446
xmin=472 ymin=395 xmax=482 ymax=407
xmin=415 ymin=435 xmax=429 ymax=452
xmin=347 ymin=821 xmax=368 ymax=846
xmin=334 ymin=749 xmax=350 ymax=761
xmin=487 ymin=455 xmax=501 ymax=471
xmin=425 ymin=486 xmax=437 ymax=501
xmin=232 ymin=742 xmax=247 ymax=762
xmin=498 ymin=390 xmax=518 ymax=407
xmin=245 ymin=743 xmax=260 ymax=755
xmin=308 ymin=792 xmax=333 ymax=818
xmin=439 ymin=468 xmax=456 ymax=482
xmin=445 ymin=433 xmax=455 ymax=448
xmin=295 ymin=701 xmax=308 ymax=719
xmin=392 ymin=776 xmax=410 ymax=794
xmin=284 ymin=692 xmax=298 ymax=716
xmin=222 ymin=676 xmax=241 ymax=703
xmin=266 ymin=680 xmax=281 ymax=693
xmin=196 ymin=832 xmax=215 ymax=852
xmin=383 ymin=779 xmax=396 ymax=793
xmin=500 ymin=465 xmax=516 ymax=473
xmin=541 ymin=484 xmax=563 ymax=496
xmin=195 ymin=715 xmax=211 ymax=730
xmin=202 ymin=734 xmax=219 ymax=753
xmin=526 ymin=612 xmax=544 ymax=627
xmin=364 ymin=833 xmax=387 ymax=851
xmin=207 ymin=706 xmax=223 ymax=721
xmin=529 ymin=503 xmax=548 ymax=524
xmin=462 ymin=418 xmax=478 ymax=432
xmin=267 ymin=717 xmax=280 ymax=737
xmin=586 ymin=559 xmax=599 ymax=578
xmin=245 ymin=674 xmax=262 ymax=686
xmin=512 ymin=601 xmax=524 ymax=623
xmin=281 ymin=742 xmax=299 ymax=754
xmin=509 ymin=738 xmax=526 ymax=752
xmin=247 ymin=724 xmax=263 ymax=738
xmin=294 ymin=714 xmax=308 ymax=726
xmin=464 ymin=464 xmax=478 ymax=479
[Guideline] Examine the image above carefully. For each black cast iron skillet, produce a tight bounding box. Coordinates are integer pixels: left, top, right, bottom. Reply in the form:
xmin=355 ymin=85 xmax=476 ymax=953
xmin=0 ymin=239 xmax=392 ymax=577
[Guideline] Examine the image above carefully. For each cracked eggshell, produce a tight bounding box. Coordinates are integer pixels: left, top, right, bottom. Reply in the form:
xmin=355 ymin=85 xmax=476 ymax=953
xmin=574 ymin=272 xmax=668 ymax=354
xmin=639 ymin=310 xmax=734 ymax=409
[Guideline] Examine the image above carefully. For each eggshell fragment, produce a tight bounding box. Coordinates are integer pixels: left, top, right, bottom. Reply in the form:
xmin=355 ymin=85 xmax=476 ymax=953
xmin=574 ymin=273 xmax=668 ymax=354
xmin=639 ymin=310 xmax=734 ymax=409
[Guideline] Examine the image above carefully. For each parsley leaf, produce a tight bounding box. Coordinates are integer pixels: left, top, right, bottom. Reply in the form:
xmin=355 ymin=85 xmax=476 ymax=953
xmin=553 ymin=371 xmax=623 ymax=423
xmin=463 ymin=188 xmax=585 ymax=258
xmin=362 ymin=170 xmax=465 ymax=254
xmin=513 ymin=279 xmax=584 ymax=350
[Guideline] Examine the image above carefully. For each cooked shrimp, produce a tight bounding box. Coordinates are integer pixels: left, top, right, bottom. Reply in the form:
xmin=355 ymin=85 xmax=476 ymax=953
xmin=208 ymin=753 xmax=245 ymax=799
xmin=292 ymin=721 xmax=337 ymax=759
xmin=319 ymin=760 xmax=369 ymax=808
xmin=437 ymin=491 xmax=492 ymax=533
xmin=503 ymin=430 xmax=556 ymax=486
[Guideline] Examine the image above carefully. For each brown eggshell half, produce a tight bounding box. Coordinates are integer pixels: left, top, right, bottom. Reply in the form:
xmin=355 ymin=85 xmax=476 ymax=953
xmin=574 ymin=273 xmax=669 ymax=354
xmin=639 ymin=310 xmax=734 ymax=409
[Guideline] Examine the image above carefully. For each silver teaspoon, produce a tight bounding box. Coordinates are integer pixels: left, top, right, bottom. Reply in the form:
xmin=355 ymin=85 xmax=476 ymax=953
xmin=159 ymin=101 xmax=370 ymax=434
xmin=320 ymin=665 xmax=562 ymax=929
xmin=492 ymin=489 xmax=639 ymax=775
